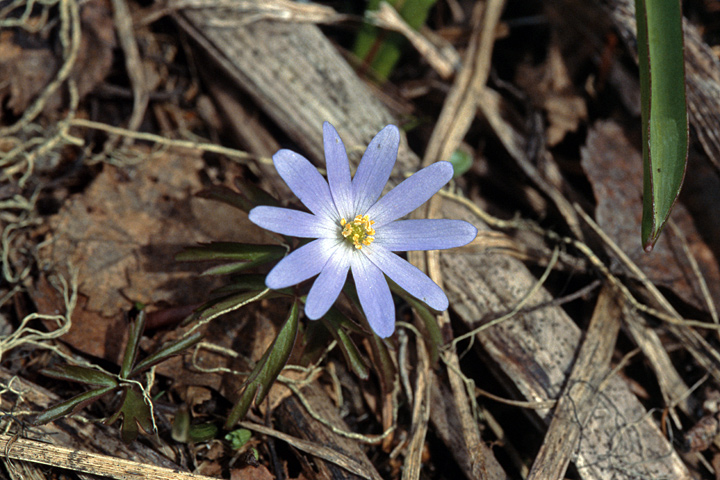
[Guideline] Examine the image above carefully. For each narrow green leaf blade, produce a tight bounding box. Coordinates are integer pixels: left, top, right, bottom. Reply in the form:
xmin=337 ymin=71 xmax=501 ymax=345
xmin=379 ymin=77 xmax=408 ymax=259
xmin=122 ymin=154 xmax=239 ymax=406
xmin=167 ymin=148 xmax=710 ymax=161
xmin=636 ymin=0 xmax=688 ymax=250
xmin=175 ymin=243 xmax=285 ymax=263
xmin=188 ymin=290 xmax=271 ymax=325
xmin=131 ymin=332 xmax=203 ymax=376
xmin=321 ymin=309 xmax=370 ymax=380
xmin=34 ymin=386 xmax=116 ymax=425
xmin=120 ymin=308 xmax=146 ymax=379
xmin=225 ymin=302 xmax=299 ymax=428
xmin=212 ymin=275 xmax=271 ymax=295
xmin=196 ymin=180 xmax=279 ymax=214
xmin=41 ymin=365 xmax=118 ymax=387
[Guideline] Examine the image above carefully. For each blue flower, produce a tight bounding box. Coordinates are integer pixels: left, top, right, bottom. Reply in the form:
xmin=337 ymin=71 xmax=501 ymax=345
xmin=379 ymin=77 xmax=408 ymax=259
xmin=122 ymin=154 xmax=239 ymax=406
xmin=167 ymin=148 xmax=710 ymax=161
xmin=249 ymin=122 xmax=477 ymax=337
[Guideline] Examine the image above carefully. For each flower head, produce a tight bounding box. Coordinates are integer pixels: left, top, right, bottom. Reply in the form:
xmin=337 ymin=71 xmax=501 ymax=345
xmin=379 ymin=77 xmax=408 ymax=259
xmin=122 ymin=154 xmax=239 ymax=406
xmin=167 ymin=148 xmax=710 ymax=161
xmin=249 ymin=122 xmax=477 ymax=337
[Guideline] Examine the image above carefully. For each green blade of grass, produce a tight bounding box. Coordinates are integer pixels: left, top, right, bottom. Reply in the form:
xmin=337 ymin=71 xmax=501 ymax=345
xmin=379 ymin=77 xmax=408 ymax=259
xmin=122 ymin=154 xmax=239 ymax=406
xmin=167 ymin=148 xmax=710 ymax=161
xmin=636 ymin=0 xmax=688 ymax=250
xmin=224 ymin=302 xmax=299 ymax=428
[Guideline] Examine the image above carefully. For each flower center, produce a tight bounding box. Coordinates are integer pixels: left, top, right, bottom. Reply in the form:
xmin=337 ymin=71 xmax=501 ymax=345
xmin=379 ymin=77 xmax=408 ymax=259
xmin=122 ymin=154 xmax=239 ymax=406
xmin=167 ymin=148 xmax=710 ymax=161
xmin=340 ymin=214 xmax=376 ymax=249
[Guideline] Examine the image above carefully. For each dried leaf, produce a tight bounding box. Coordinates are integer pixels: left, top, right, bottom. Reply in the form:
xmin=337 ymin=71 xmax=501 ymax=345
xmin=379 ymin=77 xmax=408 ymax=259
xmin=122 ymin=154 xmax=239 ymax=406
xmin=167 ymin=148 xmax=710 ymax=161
xmin=581 ymin=121 xmax=720 ymax=311
xmin=33 ymin=146 xmax=266 ymax=362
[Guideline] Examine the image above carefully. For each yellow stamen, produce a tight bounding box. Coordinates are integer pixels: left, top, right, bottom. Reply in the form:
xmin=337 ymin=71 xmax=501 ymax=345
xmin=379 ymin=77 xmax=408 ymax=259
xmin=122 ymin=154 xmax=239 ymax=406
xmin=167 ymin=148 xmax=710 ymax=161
xmin=341 ymin=214 xmax=376 ymax=249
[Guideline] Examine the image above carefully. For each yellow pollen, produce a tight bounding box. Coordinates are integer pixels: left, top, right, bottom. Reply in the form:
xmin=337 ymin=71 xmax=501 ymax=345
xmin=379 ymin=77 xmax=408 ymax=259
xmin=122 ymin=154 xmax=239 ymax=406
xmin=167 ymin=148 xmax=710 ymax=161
xmin=341 ymin=214 xmax=376 ymax=249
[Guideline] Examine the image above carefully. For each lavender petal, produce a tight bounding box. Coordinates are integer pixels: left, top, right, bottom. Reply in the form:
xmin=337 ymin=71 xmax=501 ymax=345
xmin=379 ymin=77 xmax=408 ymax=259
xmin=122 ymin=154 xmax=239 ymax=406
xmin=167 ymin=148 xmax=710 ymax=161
xmin=375 ymin=219 xmax=477 ymax=251
xmin=365 ymin=162 xmax=453 ymax=227
xmin=249 ymin=206 xmax=338 ymax=238
xmin=273 ymin=149 xmax=338 ymax=221
xmin=363 ymin=245 xmax=448 ymax=311
xmin=305 ymin=246 xmax=351 ymax=319
xmin=265 ymin=238 xmax=340 ymax=289
xmin=351 ymin=255 xmax=395 ymax=338
xmin=323 ymin=122 xmax=354 ymax=221
xmin=352 ymin=125 xmax=400 ymax=215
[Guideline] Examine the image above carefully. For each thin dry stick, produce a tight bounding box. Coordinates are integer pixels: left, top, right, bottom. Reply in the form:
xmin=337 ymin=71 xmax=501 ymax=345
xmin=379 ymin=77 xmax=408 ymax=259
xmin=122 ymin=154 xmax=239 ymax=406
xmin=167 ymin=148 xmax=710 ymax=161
xmin=238 ymin=421 xmax=383 ymax=480
xmin=69 ymin=118 xmax=271 ymax=164
xmin=421 ymin=0 xmax=505 ymax=167
xmin=371 ymin=2 xmax=459 ymax=79
xmin=0 ymin=434 xmax=217 ymax=480
xmin=401 ymin=323 xmax=431 ymax=480
xmin=414 ymin=2 xmax=506 ymax=477
xmin=667 ymin=219 xmax=719 ymax=329
xmin=111 ymin=0 xmax=149 ymax=137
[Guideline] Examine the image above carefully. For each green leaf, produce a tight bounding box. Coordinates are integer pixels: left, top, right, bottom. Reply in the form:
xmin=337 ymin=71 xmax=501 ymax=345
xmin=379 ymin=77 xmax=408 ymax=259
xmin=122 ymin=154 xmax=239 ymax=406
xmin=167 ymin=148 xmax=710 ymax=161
xmin=108 ymin=387 xmax=155 ymax=443
xmin=171 ymin=406 xmax=190 ymax=443
xmin=449 ymin=149 xmax=473 ymax=178
xmin=353 ymin=0 xmax=438 ymax=80
xmin=636 ymin=0 xmax=688 ymax=250
xmin=120 ymin=309 xmax=146 ymax=379
xmin=225 ymin=428 xmax=252 ymax=450
xmin=131 ymin=332 xmax=203 ymax=376
xmin=176 ymin=242 xmax=285 ymax=263
xmin=196 ymin=180 xmax=279 ymax=214
xmin=188 ymin=423 xmax=219 ymax=443
xmin=320 ymin=310 xmax=370 ymax=380
xmin=41 ymin=365 xmax=118 ymax=387
xmin=225 ymin=302 xmax=299 ymax=428
xmin=187 ymin=290 xmax=271 ymax=325
xmin=197 ymin=185 xmax=252 ymax=212
xmin=34 ymin=386 xmax=116 ymax=425
xmin=234 ymin=176 xmax=281 ymax=209
xmin=212 ymin=275 xmax=272 ymax=295
xmin=369 ymin=332 xmax=396 ymax=397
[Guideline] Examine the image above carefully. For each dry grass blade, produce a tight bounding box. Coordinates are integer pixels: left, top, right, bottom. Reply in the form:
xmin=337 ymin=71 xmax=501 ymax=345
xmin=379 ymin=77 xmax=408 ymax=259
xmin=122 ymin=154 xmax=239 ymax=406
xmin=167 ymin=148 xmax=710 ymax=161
xmin=401 ymin=326 xmax=431 ymax=480
xmin=110 ymin=0 xmax=148 ymax=136
xmin=0 ymin=434 xmax=217 ymax=480
xmin=422 ymin=0 xmax=506 ymax=167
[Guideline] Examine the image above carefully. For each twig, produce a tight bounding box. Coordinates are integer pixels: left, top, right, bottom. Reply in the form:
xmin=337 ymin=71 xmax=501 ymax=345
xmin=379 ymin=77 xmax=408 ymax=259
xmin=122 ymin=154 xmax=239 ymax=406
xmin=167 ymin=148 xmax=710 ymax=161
xmin=0 ymin=434 xmax=217 ymax=480
xmin=239 ymin=421 xmax=383 ymax=480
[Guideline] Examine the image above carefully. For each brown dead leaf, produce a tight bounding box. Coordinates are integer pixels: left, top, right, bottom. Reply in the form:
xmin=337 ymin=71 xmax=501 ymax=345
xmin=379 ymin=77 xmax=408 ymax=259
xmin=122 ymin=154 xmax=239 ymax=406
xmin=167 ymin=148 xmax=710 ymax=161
xmin=231 ymin=465 xmax=274 ymax=480
xmin=515 ymin=38 xmax=587 ymax=146
xmin=581 ymin=120 xmax=720 ymax=312
xmin=33 ymin=145 xmax=266 ymax=363
xmin=0 ymin=30 xmax=57 ymax=118
xmin=0 ymin=0 xmax=114 ymax=120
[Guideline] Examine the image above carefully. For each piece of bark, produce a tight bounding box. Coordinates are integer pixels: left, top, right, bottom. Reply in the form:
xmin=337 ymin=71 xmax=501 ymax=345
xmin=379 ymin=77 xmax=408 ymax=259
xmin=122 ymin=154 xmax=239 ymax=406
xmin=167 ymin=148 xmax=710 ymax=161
xmin=440 ymin=199 xmax=690 ymax=479
xmin=527 ymin=286 xmax=621 ymax=480
xmin=172 ymin=8 xmax=396 ymax=167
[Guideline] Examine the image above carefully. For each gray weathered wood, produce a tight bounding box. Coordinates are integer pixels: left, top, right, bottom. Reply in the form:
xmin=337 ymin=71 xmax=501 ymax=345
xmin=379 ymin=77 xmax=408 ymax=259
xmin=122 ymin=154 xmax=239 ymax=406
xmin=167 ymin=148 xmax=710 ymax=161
xmin=527 ymin=286 xmax=621 ymax=480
